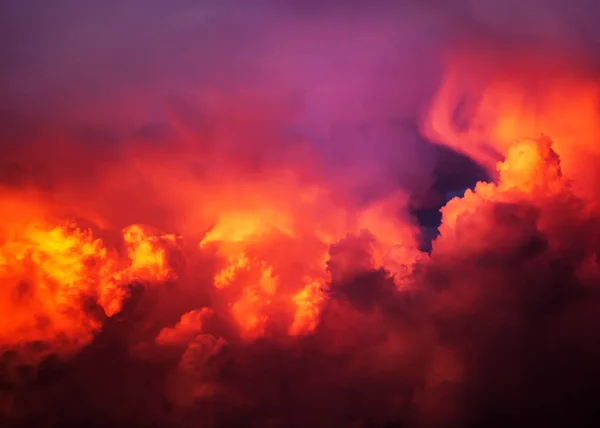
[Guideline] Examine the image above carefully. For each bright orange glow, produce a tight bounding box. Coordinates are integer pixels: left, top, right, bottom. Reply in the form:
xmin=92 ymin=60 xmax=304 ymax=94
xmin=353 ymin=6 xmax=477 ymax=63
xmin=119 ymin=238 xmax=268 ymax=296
xmin=231 ymin=286 xmax=270 ymax=340
xmin=0 ymin=194 xmax=189 ymax=360
xmin=178 ymin=165 xmax=423 ymax=341
xmin=200 ymin=209 xmax=294 ymax=247
xmin=434 ymin=135 xmax=579 ymax=261
xmin=439 ymin=137 xmax=563 ymax=232
xmin=120 ymin=224 xmax=181 ymax=283
xmin=497 ymin=137 xmax=563 ymax=194
xmin=289 ymin=280 xmax=326 ymax=336
xmin=423 ymin=55 xmax=600 ymax=200
xmin=0 ymin=220 xmax=112 ymax=359
xmin=0 ymin=131 xmax=427 ymax=358
xmin=214 ymin=252 xmax=251 ymax=289
xmin=230 ymin=260 xmax=278 ymax=339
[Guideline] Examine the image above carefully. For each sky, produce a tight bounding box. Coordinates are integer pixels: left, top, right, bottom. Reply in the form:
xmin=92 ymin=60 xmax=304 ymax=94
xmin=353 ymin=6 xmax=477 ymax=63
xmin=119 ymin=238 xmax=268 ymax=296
xmin=2 ymin=1 xmax=600 ymax=427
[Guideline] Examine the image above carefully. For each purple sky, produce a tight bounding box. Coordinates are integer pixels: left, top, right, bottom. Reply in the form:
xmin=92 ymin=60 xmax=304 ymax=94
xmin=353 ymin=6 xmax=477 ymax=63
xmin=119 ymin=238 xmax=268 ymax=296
xmin=1 ymin=0 xmax=600 ymax=206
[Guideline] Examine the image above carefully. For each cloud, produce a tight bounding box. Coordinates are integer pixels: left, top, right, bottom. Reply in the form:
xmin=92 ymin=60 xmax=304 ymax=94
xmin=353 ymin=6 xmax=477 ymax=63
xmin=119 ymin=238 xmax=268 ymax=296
xmin=2 ymin=1 xmax=600 ymax=427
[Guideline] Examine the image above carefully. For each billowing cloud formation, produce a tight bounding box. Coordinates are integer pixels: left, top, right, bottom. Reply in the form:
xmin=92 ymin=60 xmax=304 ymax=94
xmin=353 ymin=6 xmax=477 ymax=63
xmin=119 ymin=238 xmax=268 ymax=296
xmin=2 ymin=1 xmax=600 ymax=427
